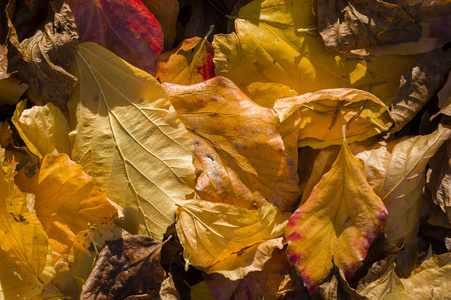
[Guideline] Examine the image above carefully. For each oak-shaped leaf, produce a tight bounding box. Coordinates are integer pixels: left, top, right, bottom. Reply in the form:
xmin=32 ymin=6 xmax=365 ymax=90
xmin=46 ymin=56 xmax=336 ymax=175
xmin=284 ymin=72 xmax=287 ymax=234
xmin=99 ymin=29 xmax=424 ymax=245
xmin=80 ymin=235 xmax=165 ymax=300
xmin=68 ymin=0 xmax=163 ymax=75
xmin=12 ymin=100 xmax=71 ymax=159
xmin=213 ymin=0 xmax=418 ymax=102
xmin=286 ymin=134 xmax=387 ymax=293
xmin=274 ymin=88 xmax=392 ymax=149
xmin=318 ymin=0 xmax=422 ymax=51
xmin=4 ymin=0 xmax=78 ymax=113
xmin=175 ymin=200 xmax=288 ymax=280
xmin=67 ymin=42 xmax=195 ymax=240
xmin=157 ymin=36 xmax=215 ymax=85
xmin=0 ymin=149 xmax=54 ymax=298
xmin=164 ymin=76 xmax=299 ymax=212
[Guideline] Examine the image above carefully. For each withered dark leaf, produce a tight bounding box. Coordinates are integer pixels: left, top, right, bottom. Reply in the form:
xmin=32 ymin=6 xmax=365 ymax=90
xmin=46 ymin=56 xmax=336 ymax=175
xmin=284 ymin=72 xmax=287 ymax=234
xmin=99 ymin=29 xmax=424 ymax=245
xmin=4 ymin=0 xmax=78 ymax=113
xmin=318 ymin=0 xmax=422 ymax=51
xmin=80 ymin=235 xmax=165 ymax=300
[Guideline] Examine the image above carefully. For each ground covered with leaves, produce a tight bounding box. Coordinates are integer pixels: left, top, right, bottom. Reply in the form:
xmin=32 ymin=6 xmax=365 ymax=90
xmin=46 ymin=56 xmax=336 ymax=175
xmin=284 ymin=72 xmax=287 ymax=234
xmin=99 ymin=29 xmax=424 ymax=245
xmin=1 ymin=0 xmax=451 ymax=299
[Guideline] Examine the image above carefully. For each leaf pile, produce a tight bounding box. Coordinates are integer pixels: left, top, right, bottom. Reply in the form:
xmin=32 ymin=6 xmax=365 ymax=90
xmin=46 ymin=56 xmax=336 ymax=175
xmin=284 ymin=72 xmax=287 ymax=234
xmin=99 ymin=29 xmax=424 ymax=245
xmin=1 ymin=0 xmax=451 ymax=299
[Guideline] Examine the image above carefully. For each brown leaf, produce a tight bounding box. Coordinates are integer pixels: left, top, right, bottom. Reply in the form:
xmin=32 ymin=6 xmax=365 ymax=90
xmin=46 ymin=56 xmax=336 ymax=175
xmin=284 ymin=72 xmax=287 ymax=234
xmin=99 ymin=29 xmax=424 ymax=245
xmin=80 ymin=235 xmax=165 ymax=300
xmin=318 ymin=0 xmax=422 ymax=51
xmin=390 ymin=47 xmax=451 ymax=133
xmin=4 ymin=0 xmax=78 ymax=114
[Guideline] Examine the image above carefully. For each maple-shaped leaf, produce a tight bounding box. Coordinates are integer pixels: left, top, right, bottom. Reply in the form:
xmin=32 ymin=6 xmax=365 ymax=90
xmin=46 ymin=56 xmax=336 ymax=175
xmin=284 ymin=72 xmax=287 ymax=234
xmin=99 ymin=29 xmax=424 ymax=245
xmin=175 ymin=200 xmax=288 ymax=280
xmin=213 ymin=0 xmax=418 ymax=102
xmin=164 ymin=76 xmax=299 ymax=212
xmin=274 ymin=88 xmax=392 ymax=149
xmin=68 ymin=0 xmax=163 ymax=75
xmin=12 ymin=100 xmax=71 ymax=159
xmin=0 ymin=149 xmax=55 ymax=298
xmin=157 ymin=35 xmax=215 ymax=85
xmin=286 ymin=132 xmax=387 ymax=293
xmin=67 ymin=42 xmax=195 ymax=240
xmin=14 ymin=153 xmax=119 ymax=261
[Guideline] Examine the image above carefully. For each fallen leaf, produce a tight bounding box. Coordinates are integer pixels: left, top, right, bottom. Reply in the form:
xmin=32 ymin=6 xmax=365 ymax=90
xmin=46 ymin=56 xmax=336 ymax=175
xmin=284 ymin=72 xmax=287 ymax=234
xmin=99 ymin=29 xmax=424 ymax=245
xmin=190 ymin=281 xmax=216 ymax=300
xmin=14 ymin=153 xmax=119 ymax=261
xmin=318 ymin=0 xmax=422 ymax=51
xmin=141 ymin=0 xmax=179 ymax=48
xmin=68 ymin=0 xmax=163 ymax=75
xmin=175 ymin=200 xmax=288 ymax=280
xmin=286 ymin=132 xmax=387 ymax=293
xmin=213 ymin=0 xmax=418 ymax=102
xmin=4 ymin=0 xmax=78 ymax=113
xmin=243 ymin=82 xmax=298 ymax=109
xmin=159 ymin=273 xmax=181 ymax=300
xmin=274 ymin=88 xmax=393 ymax=148
xmin=11 ymin=100 xmax=71 ymax=159
xmin=67 ymin=42 xmax=195 ymax=240
xmin=431 ymin=70 xmax=451 ymax=120
xmin=157 ymin=35 xmax=215 ymax=85
xmin=0 ymin=70 xmax=28 ymax=105
xmin=80 ymin=235 xmax=165 ymax=300
xmin=0 ymin=149 xmax=55 ymax=297
xmin=390 ymin=47 xmax=451 ymax=133
xmin=165 ymin=77 xmax=299 ymax=211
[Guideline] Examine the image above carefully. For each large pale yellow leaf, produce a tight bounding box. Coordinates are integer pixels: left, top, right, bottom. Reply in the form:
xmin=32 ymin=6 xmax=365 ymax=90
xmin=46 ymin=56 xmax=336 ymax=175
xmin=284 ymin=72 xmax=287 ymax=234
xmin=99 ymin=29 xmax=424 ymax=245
xmin=67 ymin=42 xmax=195 ymax=240
xmin=12 ymin=100 xmax=71 ymax=159
xmin=213 ymin=0 xmax=418 ymax=102
xmin=14 ymin=154 xmax=119 ymax=261
xmin=285 ymin=134 xmax=387 ymax=293
xmin=274 ymin=88 xmax=392 ymax=148
xmin=0 ymin=149 xmax=54 ymax=298
xmin=175 ymin=200 xmax=288 ymax=280
xmin=164 ymin=77 xmax=299 ymax=212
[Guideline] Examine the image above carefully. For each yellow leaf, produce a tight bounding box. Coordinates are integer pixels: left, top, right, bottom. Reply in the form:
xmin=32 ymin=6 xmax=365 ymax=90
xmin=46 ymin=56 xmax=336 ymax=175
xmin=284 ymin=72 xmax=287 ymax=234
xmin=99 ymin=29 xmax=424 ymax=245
xmin=15 ymin=154 xmax=119 ymax=261
xmin=0 ymin=149 xmax=54 ymax=298
xmin=274 ymin=88 xmax=392 ymax=148
xmin=286 ymin=134 xmax=387 ymax=293
xmin=165 ymin=77 xmax=299 ymax=211
xmin=12 ymin=100 xmax=71 ymax=159
xmin=157 ymin=36 xmax=215 ymax=85
xmin=175 ymin=200 xmax=288 ymax=280
xmin=67 ymin=42 xmax=195 ymax=240
xmin=213 ymin=0 xmax=418 ymax=102
xmin=243 ymin=82 xmax=298 ymax=109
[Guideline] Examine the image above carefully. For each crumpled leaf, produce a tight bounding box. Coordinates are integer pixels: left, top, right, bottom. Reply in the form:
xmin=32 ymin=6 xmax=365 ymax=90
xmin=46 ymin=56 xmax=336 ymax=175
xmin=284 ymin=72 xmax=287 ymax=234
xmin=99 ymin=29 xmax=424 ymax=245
xmin=11 ymin=100 xmax=71 ymax=159
xmin=175 ymin=200 xmax=288 ymax=280
xmin=4 ymin=0 xmax=78 ymax=113
xmin=141 ymin=0 xmax=179 ymax=48
xmin=352 ymin=124 xmax=451 ymax=276
xmin=80 ymin=235 xmax=165 ymax=300
xmin=157 ymin=35 xmax=215 ymax=85
xmin=67 ymin=42 xmax=195 ymax=240
xmin=286 ymin=133 xmax=387 ymax=293
xmin=0 ymin=149 xmax=54 ymax=298
xmin=390 ymin=47 xmax=451 ymax=133
xmin=164 ymin=77 xmax=299 ymax=211
xmin=14 ymin=153 xmax=119 ymax=261
xmin=274 ymin=88 xmax=393 ymax=149
xmin=68 ymin=0 xmax=163 ymax=75
xmin=318 ymin=0 xmax=422 ymax=51
xmin=213 ymin=0 xmax=418 ymax=102
xmin=427 ymin=140 xmax=451 ymax=223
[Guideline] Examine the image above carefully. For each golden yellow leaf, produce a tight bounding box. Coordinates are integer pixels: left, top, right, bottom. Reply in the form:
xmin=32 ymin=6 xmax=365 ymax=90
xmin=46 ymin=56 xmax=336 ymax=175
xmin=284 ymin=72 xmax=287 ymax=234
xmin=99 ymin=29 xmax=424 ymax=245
xmin=67 ymin=42 xmax=195 ymax=240
xmin=175 ymin=200 xmax=288 ymax=280
xmin=157 ymin=36 xmax=215 ymax=85
xmin=165 ymin=76 xmax=299 ymax=211
xmin=286 ymin=133 xmax=387 ymax=293
xmin=12 ymin=100 xmax=71 ymax=159
xmin=0 ymin=149 xmax=54 ymax=298
xmin=274 ymin=88 xmax=392 ymax=148
xmin=213 ymin=0 xmax=418 ymax=102
xmin=15 ymin=154 xmax=118 ymax=261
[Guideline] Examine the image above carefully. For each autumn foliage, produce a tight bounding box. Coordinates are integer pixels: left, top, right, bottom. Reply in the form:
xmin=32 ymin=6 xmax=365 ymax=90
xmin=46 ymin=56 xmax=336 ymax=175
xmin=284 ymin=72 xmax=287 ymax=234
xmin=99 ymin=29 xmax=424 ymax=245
xmin=1 ymin=0 xmax=451 ymax=299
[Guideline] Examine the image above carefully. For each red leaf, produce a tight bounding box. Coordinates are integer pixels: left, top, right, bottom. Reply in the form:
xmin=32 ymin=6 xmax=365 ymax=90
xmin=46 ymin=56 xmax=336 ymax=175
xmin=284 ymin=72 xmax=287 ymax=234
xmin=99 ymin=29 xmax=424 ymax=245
xmin=69 ymin=0 xmax=163 ymax=75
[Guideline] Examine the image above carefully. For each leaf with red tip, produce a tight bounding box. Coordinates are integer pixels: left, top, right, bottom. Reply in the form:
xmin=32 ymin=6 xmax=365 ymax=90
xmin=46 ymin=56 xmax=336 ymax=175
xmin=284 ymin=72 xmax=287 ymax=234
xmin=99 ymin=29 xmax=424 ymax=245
xmin=68 ymin=0 xmax=163 ymax=75
xmin=286 ymin=135 xmax=387 ymax=294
